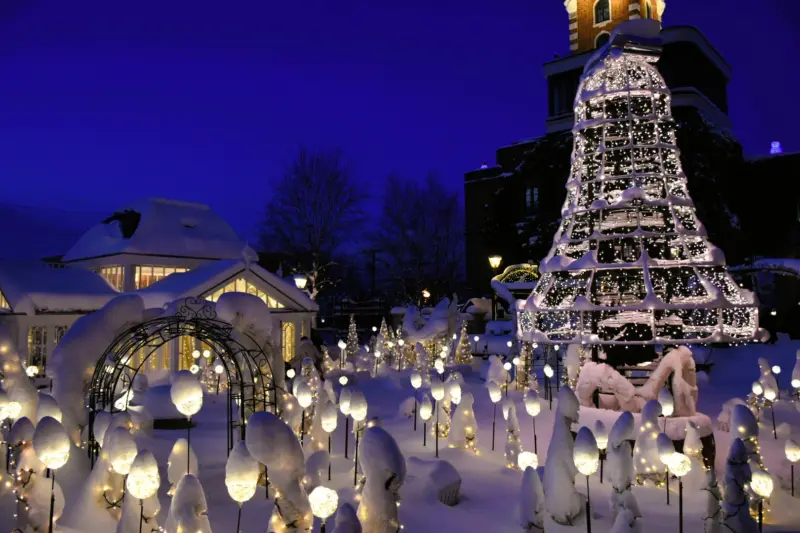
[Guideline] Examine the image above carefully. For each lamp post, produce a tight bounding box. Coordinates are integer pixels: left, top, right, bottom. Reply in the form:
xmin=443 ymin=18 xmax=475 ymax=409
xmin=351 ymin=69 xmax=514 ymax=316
xmin=431 ymin=381 xmax=445 ymax=458
xmin=397 ymin=339 xmax=405 ymax=372
xmin=373 ymin=350 xmax=381 ymax=377
xmin=309 ymin=486 xmax=338 ymax=533
xmin=593 ymin=420 xmax=608 ymax=484
xmin=771 ymin=365 xmax=781 ymax=399
xmin=107 ymin=426 xmax=138 ymax=506
xmin=573 ymin=427 xmax=599 ymax=533
xmin=32 ymin=417 xmax=71 ymax=533
xmin=296 ymin=381 xmax=313 ymax=446
xmin=665 ymin=452 xmax=691 ymax=533
xmin=785 ymin=439 xmax=799 ymax=497
xmin=419 ymin=394 xmax=432 ymax=447
xmin=294 ymin=273 xmax=308 ymax=291
xmin=321 ymin=402 xmax=338 ymax=481
xmin=410 ymin=372 xmax=422 ymax=431
xmin=339 ymin=385 xmax=351 ymax=459
xmin=434 ymin=359 xmax=445 ymax=382
xmin=659 ymin=388 xmax=674 ymax=433
xmin=350 ymin=392 xmax=368 ymax=487
xmin=171 ymin=373 xmax=203 ymax=471
xmin=524 ymin=391 xmax=540 ymax=454
xmin=214 ymin=363 xmax=225 ymax=394
xmin=337 ymin=340 xmax=347 ymax=370
xmin=488 ymin=382 xmax=502 ymax=451
xmin=763 ymin=384 xmax=778 ymax=439
xmin=751 ymin=469 xmax=773 ymax=533
xmin=543 ymin=364 xmax=554 ymax=410
xmin=503 ymin=362 xmax=512 ymax=397
xmin=488 ymin=255 xmax=502 ymax=321
xmin=127 ymin=451 xmax=160 ymax=533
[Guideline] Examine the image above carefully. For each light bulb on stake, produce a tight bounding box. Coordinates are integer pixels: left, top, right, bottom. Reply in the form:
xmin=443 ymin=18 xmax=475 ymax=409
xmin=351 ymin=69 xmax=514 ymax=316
xmin=309 ymin=486 xmax=339 ymax=533
xmin=573 ymin=427 xmax=598 ymax=533
xmin=751 ymin=469 xmax=774 ymax=532
xmin=488 ymin=382 xmax=502 ymax=452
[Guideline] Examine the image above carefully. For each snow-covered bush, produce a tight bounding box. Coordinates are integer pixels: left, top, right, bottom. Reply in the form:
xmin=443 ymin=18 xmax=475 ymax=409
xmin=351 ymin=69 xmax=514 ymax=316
xmin=449 ymin=392 xmax=478 ymax=452
xmin=246 ymin=412 xmax=312 ymax=532
xmin=703 ymin=468 xmax=723 ymax=533
xmin=607 ymin=412 xmax=640 ymax=523
xmin=505 ymin=402 xmax=523 ymax=469
xmin=116 ymin=492 xmax=160 ymax=533
xmin=35 ymin=393 xmax=63 ymax=423
xmin=519 ymin=466 xmax=545 ymax=532
xmin=167 ymin=438 xmax=199 ymax=495
xmin=721 ymin=438 xmax=757 ymax=533
xmin=59 ymin=454 xmax=120 ymax=531
xmin=543 ymin=386 xmax=582 ymax=525
xmin=165 ymin=474 xmax=212 ymax=533
xmin=332 ymin=503 xmax=362 ymax=533
xmin=633 ymin=400 xmax=664 ymax=484
xmin=305 ymin=450 xmax=330 ymax=492
xmin=357 ymin=425 xmax=406 ymax=533
xmin=426 ymin=460 xmax=461 ymax=506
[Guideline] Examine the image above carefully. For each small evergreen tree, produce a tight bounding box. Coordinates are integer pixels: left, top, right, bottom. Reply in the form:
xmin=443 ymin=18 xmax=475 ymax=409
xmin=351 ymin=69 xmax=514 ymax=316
xmin=346 ymin=315 xmax=359 ymax=362
xmin=455 ymin=321 xmax=472 ymax=365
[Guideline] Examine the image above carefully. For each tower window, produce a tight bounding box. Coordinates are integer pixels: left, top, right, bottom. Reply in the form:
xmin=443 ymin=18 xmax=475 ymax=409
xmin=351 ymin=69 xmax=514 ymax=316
xmin=525 ymin=187 xmax=540 ymax=215
xmin=595 ymin=33 xmax=611 ymax=49
xmin=594 ymin=0 xmax=611 ymax=24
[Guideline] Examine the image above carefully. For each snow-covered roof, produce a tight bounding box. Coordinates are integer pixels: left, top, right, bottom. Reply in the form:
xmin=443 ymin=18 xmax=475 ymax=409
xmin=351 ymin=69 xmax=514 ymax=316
xmin=63 ymin=198 xmax=245 ymax=262
xmin=135 ymin=259 xmax=318 ymax=312
xmin=732 ymin=258 xmax=800 ymax=278
xmin=0 ymin=262 xmax=119 ymax=315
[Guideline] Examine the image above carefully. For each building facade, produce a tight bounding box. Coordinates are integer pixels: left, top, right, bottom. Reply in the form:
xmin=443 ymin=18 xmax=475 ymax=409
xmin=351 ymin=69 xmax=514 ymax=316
xmin=465 ymin=0 xmax=738 ymax=295
xmin=0 ymin=198 xmax=317 ymax=374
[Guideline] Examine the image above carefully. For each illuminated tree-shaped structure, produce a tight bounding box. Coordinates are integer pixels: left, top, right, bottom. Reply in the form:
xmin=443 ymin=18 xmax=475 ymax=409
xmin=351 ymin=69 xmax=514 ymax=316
xmin=519 ymin=25 xmax=757 ymax=354
xmin=346 ymin=315 xmax=360 ymax=363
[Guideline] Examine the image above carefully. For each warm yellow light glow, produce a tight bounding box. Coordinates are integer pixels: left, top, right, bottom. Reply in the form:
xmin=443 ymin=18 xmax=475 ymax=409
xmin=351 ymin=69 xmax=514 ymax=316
xmin=512 ymin=357 xmax=520 ymax=366
xmin=410 ymin=372 xmax=422 ymax=389
xmin=448 ymin=382 xmax=462 ymax=405
xmin=431 ymin=382 xmax=445 ymax=402
xmin=337 ymin=340 xmax=347 ymax=351
xmin=192 ymin=350 xmax=201 ymax=359
xmin=503 ymin=362 xmax=512 ymax=372
xmin=127 ymin=451 xmax=160 ymax=500
xmin=543 ymin=364 xmax=554 ymax=379
xmin=792 ymin=378 xmax=800 ymax=389
xmin=785 ymin=439 xmax=800 ymax=463
xmin=287 ymin=368 xmax=296 ymax=379
xmin=309 ymin=486 xmax=338 ymax=520
xmin=293 ymin=273 xmax=308 ymax=290
xmin=764 ymin=386 xmax=777 ymax=402
xmin=658 ymin=388 xmax=674 ymax=417
xmin=666 ymin=452 xmax=691 ymax=478
xmin=518 ymin=451 xmax=538 ymax=471
xmin=771 ymin=365 xmax=781 ymax=375
xmin=488 ymin=382 xmax=502 ymax=403
xmin=434 ymin=359 xmax=445 ymax=375
xmin=339 ymin=376 xmax=348 ymax=386
xmin=421 ymin=289 xmax=431 ymax=299
xmin=574 ymin=452 xmax=599 ymax=476
xmin=524 ymin=393 xmax=540 ymax=417
xmin=398 ymin=339 xmax=405 ymax=347
xmin=26 ymin=366 xmax=39 ymax=378
xmin=751 ymin=381 xmax=764 ymax=396
xmin=3 ymin=401 xmax=20 ymax=421
xmin=321 ymin=404 xmax=338 ymax=433
xmin=214 ymin=364 xmax=224 ymax=375
xmin=751 ymin=470 xmax=774 ymax=499
xmin=473 ymin=336 xmax=479 ymax=343
xmin=189 ymin=364 xmax=200 ymax=375
xmin=33 ymin=417 xmax=71 ymax=470
xmin=296 ymin=382 xmax=313 ymax=409
xmin=202 ymin=349 xmax=211 ymax=359
xmin=419 ymin=396 xmax=433 ymax=421
xmin=488 ymin=255 xmax=502 ymax=270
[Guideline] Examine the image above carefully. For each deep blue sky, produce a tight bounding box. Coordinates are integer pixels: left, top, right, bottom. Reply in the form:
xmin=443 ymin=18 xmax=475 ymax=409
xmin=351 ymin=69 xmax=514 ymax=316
xmin=2 ymin=0 xmax=798 ymax=239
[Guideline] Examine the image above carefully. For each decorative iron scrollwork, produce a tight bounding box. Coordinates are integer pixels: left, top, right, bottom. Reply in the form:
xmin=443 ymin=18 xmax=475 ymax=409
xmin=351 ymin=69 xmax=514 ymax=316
xmin=176 ymin=297 xmax=217 ymax=320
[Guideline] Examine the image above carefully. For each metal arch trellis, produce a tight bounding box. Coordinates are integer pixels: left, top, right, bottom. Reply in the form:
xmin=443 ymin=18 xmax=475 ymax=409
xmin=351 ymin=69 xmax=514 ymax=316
xmin=86 ymin=297 xmax=280 ymax=464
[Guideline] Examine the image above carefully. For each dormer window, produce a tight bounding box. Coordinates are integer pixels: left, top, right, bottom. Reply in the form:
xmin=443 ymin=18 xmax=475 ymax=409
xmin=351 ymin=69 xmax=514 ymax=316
xmin=594 ymin=0 xmax=611 ymax=24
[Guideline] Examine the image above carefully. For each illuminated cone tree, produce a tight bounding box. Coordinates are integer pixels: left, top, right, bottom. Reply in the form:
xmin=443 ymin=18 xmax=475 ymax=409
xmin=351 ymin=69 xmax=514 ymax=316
xmin=519 ymin=23 xmax=757 ymax=359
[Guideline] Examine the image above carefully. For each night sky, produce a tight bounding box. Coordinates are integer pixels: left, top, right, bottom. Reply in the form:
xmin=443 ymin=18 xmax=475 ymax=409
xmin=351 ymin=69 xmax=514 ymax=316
xmin=2 ymin=0 xmax=798 ymax=239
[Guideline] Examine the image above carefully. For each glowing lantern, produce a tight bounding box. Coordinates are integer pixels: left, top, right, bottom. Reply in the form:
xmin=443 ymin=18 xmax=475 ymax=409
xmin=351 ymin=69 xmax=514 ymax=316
xmin=296 ymin=382 xmax=313 ymax=409
xmin=410 ymin=371 xmax=422 ymax=390
xmin=419 ymin=395 xmax=433 ymax=421
xmin=107 ymin=426 xmax=138 ymax=475
xmin=171 ymin=372 xmax=204 ymax=418
xmin=488 ymin=382 xmax=502 ymax=404
xmin=543 ymin=364 xmax=554 ymax=379
xmin=225 ymin=441 xmax=259 ymax=503
xmin=518 ymin=451 xmax=538 ymax=471
xmin=32 ymin=416 xmax=71 ymax=470
xmin=431 ymin=381 xmax=445 ymax=402
xmin=309 ymin=485 xmax=339 ymax=529
xmin=751 ymin=470 xmax=774 ymax=499
xmin=448 ymin=381 xmax=462 ymax=405
xmin=127 ymin=450 xmax=160 ymax=500
xmin=658 ymin=388 xmax=674 ymax=417
xmin=573 ymin=427 xmax=599 ymax=477
xmin=751 ymin=381 xmax=764 ymax=396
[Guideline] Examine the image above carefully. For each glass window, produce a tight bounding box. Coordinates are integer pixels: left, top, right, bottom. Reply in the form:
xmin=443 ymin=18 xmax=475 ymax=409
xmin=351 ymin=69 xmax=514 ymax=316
xmin=204 ymin=277 xmax=285 ymax=308
xmin=134 ymin=266 xmax=189 ymax=289
xmin=525 ymin=187 xmax=540 ymax=215
xmin=97 ymin=266 xmax=124 ymax=291
xmin=0 ymin=289 xmax=9 ymax=310
xmin=281 ymin=321 xmax=296 ymax=363
xmin=54 ymin=326 xmax=68 ymax=345
xmin=595 ymin=0 xmax=610 ymax=24
xmin=27 ymin=326 xmax=47 ymax=370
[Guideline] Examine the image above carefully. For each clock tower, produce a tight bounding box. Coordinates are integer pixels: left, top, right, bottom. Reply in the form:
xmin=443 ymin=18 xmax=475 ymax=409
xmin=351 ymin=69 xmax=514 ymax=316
xmin=564 ymin=0 xmax=666 ymax=53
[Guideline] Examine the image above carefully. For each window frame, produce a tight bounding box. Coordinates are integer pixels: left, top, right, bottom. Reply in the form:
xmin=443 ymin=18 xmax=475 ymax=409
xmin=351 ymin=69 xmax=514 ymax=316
xmin=594 ymin=0 xmax=611 ymax=26
xmin=595 ymin=32 xmax=611 ymax=49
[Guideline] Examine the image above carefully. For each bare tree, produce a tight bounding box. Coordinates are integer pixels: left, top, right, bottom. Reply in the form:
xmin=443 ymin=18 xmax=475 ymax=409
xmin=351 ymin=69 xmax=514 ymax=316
xmin=371 ymin=173 xmax=463 ymax=303
xmin=257 ymin=147 xmax=364 ymax=299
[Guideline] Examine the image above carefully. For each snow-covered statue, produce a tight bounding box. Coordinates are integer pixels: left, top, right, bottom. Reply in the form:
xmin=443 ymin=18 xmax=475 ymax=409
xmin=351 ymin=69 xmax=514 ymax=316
xmin=633 ymin=400 xmax=663 ymax=484
xmin=519 ymin=466 xmax=545 ymax=532
xmin=505 ymin=402 xmax=523 ymax=469
xmin=607 ymin=412 xmax=641 ymax=523
xmin=117 ymin=491 xmax=160 ymax=533
xmin=721 ymin=439 xmax=758 ymax=533
xmin=165 ymin=474 xmax=212 ymax=533
xmin=703 ymin=469 xmax=723 ymax=533
xmin=246 ymin=412 xmax=313 ymax=532
xmin=357 ymin=426 xmax=406 ymax=533
xmin=167 ymin=438 xmax=199 ymax=496
xmin=333 ymin=503 xmax=362 ymax=533
xmin=543 ymin=386 xmax=582 ymax=525
xmin=449 ymin=392 xmax=478 ymax=452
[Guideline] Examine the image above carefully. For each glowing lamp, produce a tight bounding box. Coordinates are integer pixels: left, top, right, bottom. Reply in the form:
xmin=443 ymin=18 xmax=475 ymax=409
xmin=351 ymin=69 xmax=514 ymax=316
xmin=201 ymin=349 xmax=211 ymax=359
xmin=421 ymin=289 xmax=431 ymax=299
xmin=785 ymin=439 xmax=800 ymax=463
xmin=337 ymin=340 xmax=346 ymax=351
xmin=512 ymin=357 xmax=520 ymax=366
xmin=398 ymin=339 xmax=405 ymax=347
xmin=372 ymin=326 xmax=377 ymax=332
xmin=772 ymin=365 xmax=781 ymax=375
xmin=473 ymin=336 xmax=479 ymax=343
xmin=321 ymin=403 xmax=338 ymax=434
xmin=792 ymin=379 xmax=800 ymax=389
xmin=410 ymin=371 xmax=422 ymax=389
xmin=448 ymin=382 xmax=462 ymax=405
xmin=488 ymin=382 xmax=502 ymax=404
xmin=543 ymin=364 xmax=554 ymax=379
xmin=170 ymin=372 xmax=204 ymax=418
xmin=26 ymin=365 xmax=39 ymax=378
xmin=374 ymin=350 xmax=381 ymax=358
xmin=293 ymin=273 xmax=308 ymax=290
xmin=524 ymin=392 xmax=541 ymax=417
xmin=434 ymin=359 xmax=445 ymax=375
xmin=214 ymin=364 xmax=224 ymax=375
xmin=107 ymin=427 xmax=138 ymax=475
xmin=191 ymin=350 xmax=201 ymax=359
xmin=431 ymin=381 xmax=445 ymax=402
xmin=658 ymin=388 xmax=674 ymax=417
xmin=287 ymin=368 xmax=296 ymax=379
xmin=506 ymin=341 xmax=513 ymax=348
xmin=488 ymin=255 xmax=502 ymax=270
xmin=593 ymin=420 xmax=608 ymax=451
xmin=657 ymin=433 xmax=675 ymax=465
xmin=419 ymin=395 xmax=433 ymax=421
xmin=751 ymin=470 xmax=774 ymax=499
xmin=503 ymin=362 xmax=512 ymax=371
xmin=225 ymin=442 xmax=259 ymax=503
xmin=518 ymin=451 xmax=538 ymax=471
xmin=296 ymin=382 xmax=313 ymax=409
xmin=666 ymin=452 xmax=691 ymax=478
xmin=339 ymin=375 xmax=348 ymax=386
xmin=309 ymin=485 xmax=339 ymax=522
xmin=349 ymin=391 xmax=368 ymax=422
xmin=751 ymin=381 xmax=764 ymax=396
xmin=453 ymin=333 xmax=457 ymax=340
xmin=339 ymin=389 xmax=352 ymax=416
xmin=32 ymin=416 xmax=71 ymax=470
xmin=190 ymin=364 xmax=200 ymax=375
xmin=764 ymin=385 xmax=777 ymax=402
xmin=3 ymin=401 xmax=20 ymax=421
xmin=573 ymin=427 xmax=599 ymax=477
xmin=127 ymin=450 xmax=160 ymax=500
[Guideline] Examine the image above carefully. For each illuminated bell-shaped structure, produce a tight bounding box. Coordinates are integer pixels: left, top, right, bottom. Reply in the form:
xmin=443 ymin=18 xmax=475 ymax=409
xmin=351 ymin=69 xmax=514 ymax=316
xmin=519 ymin=21 xmax=757 ymax=348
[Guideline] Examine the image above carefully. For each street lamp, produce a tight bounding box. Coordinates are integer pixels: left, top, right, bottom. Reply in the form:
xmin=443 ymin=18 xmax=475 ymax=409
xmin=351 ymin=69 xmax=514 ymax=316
xmin=421 ymin=289 xmax=431 ymax=300
xmin=665 ymin=452 xmax=692 ymax=533
xmin=573 ymin=427 xmax=599 ymax=533
xmin=488 ymin=255 xmax=502 ymax=321
xmin=309 ymin=486 xmax=338 ymax=533
xmin=293 ymin=273 xmax=308 ymax=291
xmin=488 ymin=382 xmax=502 ymax=451
xmin=33 ymin=417 xmax=71 ymax=533
xmin=785 ymin=439 xmax=800 ymax=497
xmin=128 ymin=450 xmax=160 ymax=533
xmin=751 ymin=470 xmax=773 ymax=533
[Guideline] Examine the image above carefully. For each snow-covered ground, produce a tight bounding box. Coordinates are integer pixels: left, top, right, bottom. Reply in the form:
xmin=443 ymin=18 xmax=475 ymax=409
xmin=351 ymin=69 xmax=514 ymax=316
xmin=5 ymin=339 xmax=800 ymax=532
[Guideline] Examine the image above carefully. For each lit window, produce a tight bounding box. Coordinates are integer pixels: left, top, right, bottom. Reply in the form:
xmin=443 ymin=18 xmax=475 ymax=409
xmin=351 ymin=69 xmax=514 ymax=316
xmin=0 ymin=289 xmax=9 ymax=310
xmin=281 ymin=321 xmax=296 ymax=363
xmin=595 ymin=0 xmax=611 ymax=24
xmin=134 ymin=266 xmax=189 ymax=289
xmin=27 ymin=326 xmax=47 ymax=370
xmin=54 ymin=326 xmax=68 ymax=345
xmin=98 ymin=266 xmax=124 ymax=291
xmin=204 ymin=278 xmax=285 ymax=308
xmin=596 ymin=33 xmax=611 ymax=49
xmin=525 ymin=187 xmax=540 ymax=214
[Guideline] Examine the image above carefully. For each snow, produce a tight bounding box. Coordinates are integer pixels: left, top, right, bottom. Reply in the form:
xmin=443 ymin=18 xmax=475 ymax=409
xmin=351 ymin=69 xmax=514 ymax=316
xmin=332 ymin=503 xmax=362 ymax=533
xmin=357 ymin=425 xmax=406 ymax=532
xmin=165 ymin=474 xmax=213 ymax=533
xmin=425 ymin=460 xmax=461 ymax=506
xmin=543 ymin=387 xmax=582 ymax=525
xmin=63 ymin=197 xmax=245 ymax=262
xmin=0 ymin=261 xmax=118 ymax=315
